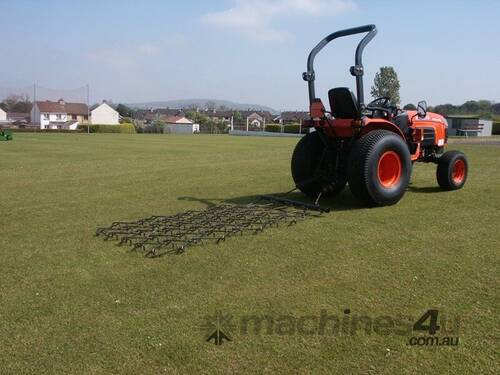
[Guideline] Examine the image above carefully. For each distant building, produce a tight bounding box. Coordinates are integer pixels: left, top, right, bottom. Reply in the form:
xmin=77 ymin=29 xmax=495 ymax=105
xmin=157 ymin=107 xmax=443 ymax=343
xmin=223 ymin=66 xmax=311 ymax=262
xmin=246 ymin=112 xmax=265 ymax=128
xmin=275 ymin=111 xmax=309 ymax=125
xmin=0 ymin=107 xmax=6 ymax=123
xmin=203 ymin=109 xmax=233 ymax=123
xmin=7 ymin=112 xmax=30 ymax=125
xmin=91 ymin=102 xmax=119 ymax=125
xmin=445 ymin=116 xmax=492 ymax=137
xmin=31 ymin=98 xmax=89 ymax=130
xmin=163 ymin=115 xmax=200 ymax=134
xmin=135 ymin=108 xmax=185 ymax=124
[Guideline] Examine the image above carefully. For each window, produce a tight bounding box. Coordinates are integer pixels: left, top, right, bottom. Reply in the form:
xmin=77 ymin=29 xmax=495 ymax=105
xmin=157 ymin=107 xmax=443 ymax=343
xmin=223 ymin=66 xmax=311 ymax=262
xmin=43 ymin=113 xmax=49 ymax=120
xmin=56 ymin=114 xmax=62 ymax=120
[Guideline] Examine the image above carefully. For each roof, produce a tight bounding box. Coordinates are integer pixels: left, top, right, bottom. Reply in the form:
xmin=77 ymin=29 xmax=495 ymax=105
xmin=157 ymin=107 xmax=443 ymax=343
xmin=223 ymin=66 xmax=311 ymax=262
xmin=135 ymin=108 xmax=185 ymax=121
xmin=247 ymin=112 xmax=264 ymax=121
xmin=239 ymin=110 xmax=273 ymax=121
xmin=280 ymin=111 xmax=310 ymax=121
xmin=7 ymin=112 xmax=30 ymax=120
xmin=91 ymin=102 xmax=118 ymax=114
xmin=36 ymin=99 xmax=88 ymax=115
xmin=445 ymin=115 xmax=480 ymax=120
xmin=165 ymin=115 xmax=193 ymax=124
xmin=204 ymin=110 xmax=233 ymax=118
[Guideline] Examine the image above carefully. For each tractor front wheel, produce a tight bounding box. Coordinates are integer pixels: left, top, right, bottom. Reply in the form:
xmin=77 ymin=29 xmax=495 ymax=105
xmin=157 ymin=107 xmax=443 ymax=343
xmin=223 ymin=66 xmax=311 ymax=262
xmin=291 ymin=131 xmax=347 ymax=198
xmin=348 ymin=130 xmax=411 ymax=206
xmin=436 ymin=151 xmax=468 ymax=190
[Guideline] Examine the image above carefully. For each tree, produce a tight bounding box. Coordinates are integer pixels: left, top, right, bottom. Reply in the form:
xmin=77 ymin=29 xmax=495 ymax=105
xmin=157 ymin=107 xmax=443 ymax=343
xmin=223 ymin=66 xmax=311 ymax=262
xmin=116 ymin=103 xmax=135 ymax=118
xmin=433 ymin=104 xmax=457 ymax=116
xmin=461 ymin=100 xmax=480 ymax=114
xmin=403 ymin=103 xmax=416 ymax=110
xmin=370 ymin=66 xmax=400 ymax=105
xmin=1 ymin=94 xmax=32 ymax=113
xmin=233 ymin=111 xmax=243 ymax=123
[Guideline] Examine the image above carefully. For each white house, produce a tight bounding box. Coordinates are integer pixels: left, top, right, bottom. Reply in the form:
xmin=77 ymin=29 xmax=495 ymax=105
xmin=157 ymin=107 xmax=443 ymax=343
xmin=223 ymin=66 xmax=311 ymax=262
xmin=31 ymin=98 xmax=89 ymax=130
xmin=0 ymin=107 xmax=7 ymax=123
xmin=163 ymin=116 xmax=200 ymax=134
xmin=91 ymin=102 xmax=119 ymax=125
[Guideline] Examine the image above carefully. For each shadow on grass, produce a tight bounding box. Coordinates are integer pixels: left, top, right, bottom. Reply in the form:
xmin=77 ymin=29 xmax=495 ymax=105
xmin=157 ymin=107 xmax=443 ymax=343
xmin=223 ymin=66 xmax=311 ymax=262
xmin=178 ymin=188 xmax=366 ymax=212
xmin=407 ymin=185 xmax=444 ymax=194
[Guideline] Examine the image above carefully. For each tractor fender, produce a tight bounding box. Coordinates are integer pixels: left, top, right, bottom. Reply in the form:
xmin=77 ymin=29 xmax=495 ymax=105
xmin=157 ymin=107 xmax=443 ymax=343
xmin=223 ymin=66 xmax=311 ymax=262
xmin=360 ymin=120 xmax=405 ymax=139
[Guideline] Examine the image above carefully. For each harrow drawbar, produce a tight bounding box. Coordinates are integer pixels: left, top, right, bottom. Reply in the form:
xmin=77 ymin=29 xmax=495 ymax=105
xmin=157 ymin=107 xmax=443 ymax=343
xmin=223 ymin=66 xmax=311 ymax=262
xmin=95 ymin=197 xmax=325 ymax=258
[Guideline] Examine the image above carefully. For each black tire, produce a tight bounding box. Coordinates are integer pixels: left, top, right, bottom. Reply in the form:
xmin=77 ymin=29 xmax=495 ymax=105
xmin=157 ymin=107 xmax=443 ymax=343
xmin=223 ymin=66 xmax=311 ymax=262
xmin=436 ymin=151 xmax=468 ymax=190
xmin=291 ymin=131 xmax=347 ymax=198
xmin=348 ymin=130 xmax=411 ymax=206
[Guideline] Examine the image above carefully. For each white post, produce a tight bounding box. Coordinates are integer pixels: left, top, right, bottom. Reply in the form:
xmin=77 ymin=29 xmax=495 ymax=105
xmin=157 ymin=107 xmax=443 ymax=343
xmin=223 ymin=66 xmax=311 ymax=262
xmin=231 ymin=116 xmax=234 ymax=131
xmin=263 ymin=118 xmax=266 ymax=132
xmin=86 ymin=84 xmax=90 ymax=134
xmin=246 ymin=117 xmax=249 ymax=132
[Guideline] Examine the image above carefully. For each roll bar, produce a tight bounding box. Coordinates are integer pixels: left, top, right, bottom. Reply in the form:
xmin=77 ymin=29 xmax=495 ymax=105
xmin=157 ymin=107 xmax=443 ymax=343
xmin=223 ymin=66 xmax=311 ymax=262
xmin=302 ymin=24 xmax=377 ymax=108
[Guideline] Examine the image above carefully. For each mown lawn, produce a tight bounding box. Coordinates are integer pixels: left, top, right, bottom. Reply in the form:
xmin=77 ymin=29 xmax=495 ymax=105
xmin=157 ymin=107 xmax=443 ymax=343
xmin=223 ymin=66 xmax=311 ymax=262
xmin=0 ymin=133 xmax=498 ymax=374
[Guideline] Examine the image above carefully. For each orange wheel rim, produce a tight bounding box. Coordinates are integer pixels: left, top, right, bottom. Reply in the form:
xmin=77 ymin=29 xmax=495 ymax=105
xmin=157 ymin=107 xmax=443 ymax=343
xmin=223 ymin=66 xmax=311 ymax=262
xmin=452 ymin=159 xmax=465 ymax=184
xmin=377 ymin=151 xmax=402 ymax=188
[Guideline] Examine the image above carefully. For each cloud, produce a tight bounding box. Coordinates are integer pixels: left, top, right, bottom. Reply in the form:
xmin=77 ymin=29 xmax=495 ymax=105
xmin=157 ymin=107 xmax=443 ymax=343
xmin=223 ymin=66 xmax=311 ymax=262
xmin=202 ymin=0 xmax=357 ymax=42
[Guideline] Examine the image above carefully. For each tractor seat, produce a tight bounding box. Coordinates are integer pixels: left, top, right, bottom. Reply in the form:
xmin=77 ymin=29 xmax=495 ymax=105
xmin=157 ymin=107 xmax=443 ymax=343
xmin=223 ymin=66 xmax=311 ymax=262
xmin=393 ymin=112 xmax=409 ymax=134
xmin=328 ymin=87 xmax=361 ymax=119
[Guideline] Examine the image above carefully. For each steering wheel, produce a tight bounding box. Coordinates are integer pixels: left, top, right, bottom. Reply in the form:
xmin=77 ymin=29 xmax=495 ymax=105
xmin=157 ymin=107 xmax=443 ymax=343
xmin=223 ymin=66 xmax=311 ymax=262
xmin=365 ymin=96 xmax=400 ymax=116
xmin=365 ymin=96 xmax=390 ymax=111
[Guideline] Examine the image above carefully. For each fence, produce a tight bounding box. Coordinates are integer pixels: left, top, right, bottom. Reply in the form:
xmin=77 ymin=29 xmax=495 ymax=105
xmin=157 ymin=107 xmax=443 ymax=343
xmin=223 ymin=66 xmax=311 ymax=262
xmin=232 ymin=122 xmax=309 ymax=134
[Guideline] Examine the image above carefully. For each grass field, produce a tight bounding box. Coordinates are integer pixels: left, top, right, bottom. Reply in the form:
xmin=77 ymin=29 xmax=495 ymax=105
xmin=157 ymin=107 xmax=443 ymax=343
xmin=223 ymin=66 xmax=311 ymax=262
xmin=0 ymin=133 xmax=499 ymax=374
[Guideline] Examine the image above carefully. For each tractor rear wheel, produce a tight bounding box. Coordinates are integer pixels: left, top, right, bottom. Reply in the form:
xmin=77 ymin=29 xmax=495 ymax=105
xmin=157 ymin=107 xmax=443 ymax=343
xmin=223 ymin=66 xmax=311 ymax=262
xmin=348 ymin=130 xmax=411 ymax=206
xmin=291 ymin=131 xmax=347 ymax=198
xmin=436 ymin=151 xmax=468 ymax=190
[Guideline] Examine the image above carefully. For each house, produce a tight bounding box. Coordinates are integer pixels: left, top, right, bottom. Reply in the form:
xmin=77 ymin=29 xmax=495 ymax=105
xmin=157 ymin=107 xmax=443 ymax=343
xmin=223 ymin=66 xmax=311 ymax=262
xmin=135 ymin=108 xmax=185 ymax=124
xmin=31 ymin=98 xmax=89 ymax=130
xmin=7 ymin=112 xmax=30 ymax=125
xmin=445 ymin=116 xmax=492 ymax=137
xmin=246 ymin=112 xmax=265 ymax=128
xmin=0 ymin=107 xmax=6 ymax=123
xmin=91 ymin=102 xmax=119 ymax=125
xmin=203 ymin=109 xmax=233 ymax=123
xmin=163 ymin=115 xmax=200 ymax=134
xmin=275 ymin=111 xmax=310 ymax=126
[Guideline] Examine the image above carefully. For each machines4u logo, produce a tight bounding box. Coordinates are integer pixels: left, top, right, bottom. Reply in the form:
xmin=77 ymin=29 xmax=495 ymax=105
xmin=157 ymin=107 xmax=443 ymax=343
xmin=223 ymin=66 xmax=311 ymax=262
xmin=199 ymin=310 xmax=234 ymax=345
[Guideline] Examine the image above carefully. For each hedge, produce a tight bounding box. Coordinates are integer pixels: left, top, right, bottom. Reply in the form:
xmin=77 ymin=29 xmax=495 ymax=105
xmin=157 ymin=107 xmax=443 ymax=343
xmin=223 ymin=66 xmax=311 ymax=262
xmin=77 ymin=123 xmax=136 ymax=133
xmin=9 ymin=128 xmax=84 ymax=133
xmin=492 ymin=122 xmax=500 ymax=135
xmin=283 ymin=124 xmax=308 ymax=134
xmin=265 ymin=124 xmax=281 ymax=133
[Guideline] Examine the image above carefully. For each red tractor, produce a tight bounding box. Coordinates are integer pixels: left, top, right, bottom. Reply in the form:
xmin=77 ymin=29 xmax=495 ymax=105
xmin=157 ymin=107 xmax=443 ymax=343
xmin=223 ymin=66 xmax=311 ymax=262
xmin=292 ymin=25 xmax=468 ymax=206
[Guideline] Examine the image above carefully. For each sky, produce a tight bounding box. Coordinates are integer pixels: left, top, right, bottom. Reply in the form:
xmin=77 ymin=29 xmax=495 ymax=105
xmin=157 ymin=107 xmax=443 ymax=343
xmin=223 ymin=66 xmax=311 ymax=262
xmin=1 ymin=0 xmax=499 ymax=110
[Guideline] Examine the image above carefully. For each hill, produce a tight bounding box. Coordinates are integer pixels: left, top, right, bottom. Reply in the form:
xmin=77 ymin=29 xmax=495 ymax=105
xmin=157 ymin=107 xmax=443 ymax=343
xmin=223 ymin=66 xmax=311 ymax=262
xmin=127 ymin=99 xmax=278 ymax=114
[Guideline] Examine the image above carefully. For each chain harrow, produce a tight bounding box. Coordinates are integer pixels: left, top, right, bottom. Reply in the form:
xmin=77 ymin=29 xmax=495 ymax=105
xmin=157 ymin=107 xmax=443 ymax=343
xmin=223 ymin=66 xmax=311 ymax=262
xmin=95 ymin=197 xmax=324 ymax=258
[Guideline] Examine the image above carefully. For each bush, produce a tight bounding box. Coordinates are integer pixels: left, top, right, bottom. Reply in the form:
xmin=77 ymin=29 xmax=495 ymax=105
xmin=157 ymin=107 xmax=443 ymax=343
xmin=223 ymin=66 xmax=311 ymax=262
xmin=265 ymin=124 xmax=281 ymax=133
xmin=283 ymin=124 xmax=308 ymax=134
xmin=77 ymin=123 xmax=136 ymax=133
xmin=493 ymin=122 xmax=500 ymax=135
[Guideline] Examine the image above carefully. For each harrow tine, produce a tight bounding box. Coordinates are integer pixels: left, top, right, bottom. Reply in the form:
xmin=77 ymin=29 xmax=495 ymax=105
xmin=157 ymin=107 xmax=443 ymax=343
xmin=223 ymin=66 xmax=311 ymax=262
xmin=97 ymin=197 xmax=325 ymax=257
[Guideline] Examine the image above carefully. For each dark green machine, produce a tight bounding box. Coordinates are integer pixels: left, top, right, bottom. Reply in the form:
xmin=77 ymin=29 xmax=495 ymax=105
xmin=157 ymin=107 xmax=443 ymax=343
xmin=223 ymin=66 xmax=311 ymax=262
xmin=0 ymin=129 xmax=13 ymax=141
